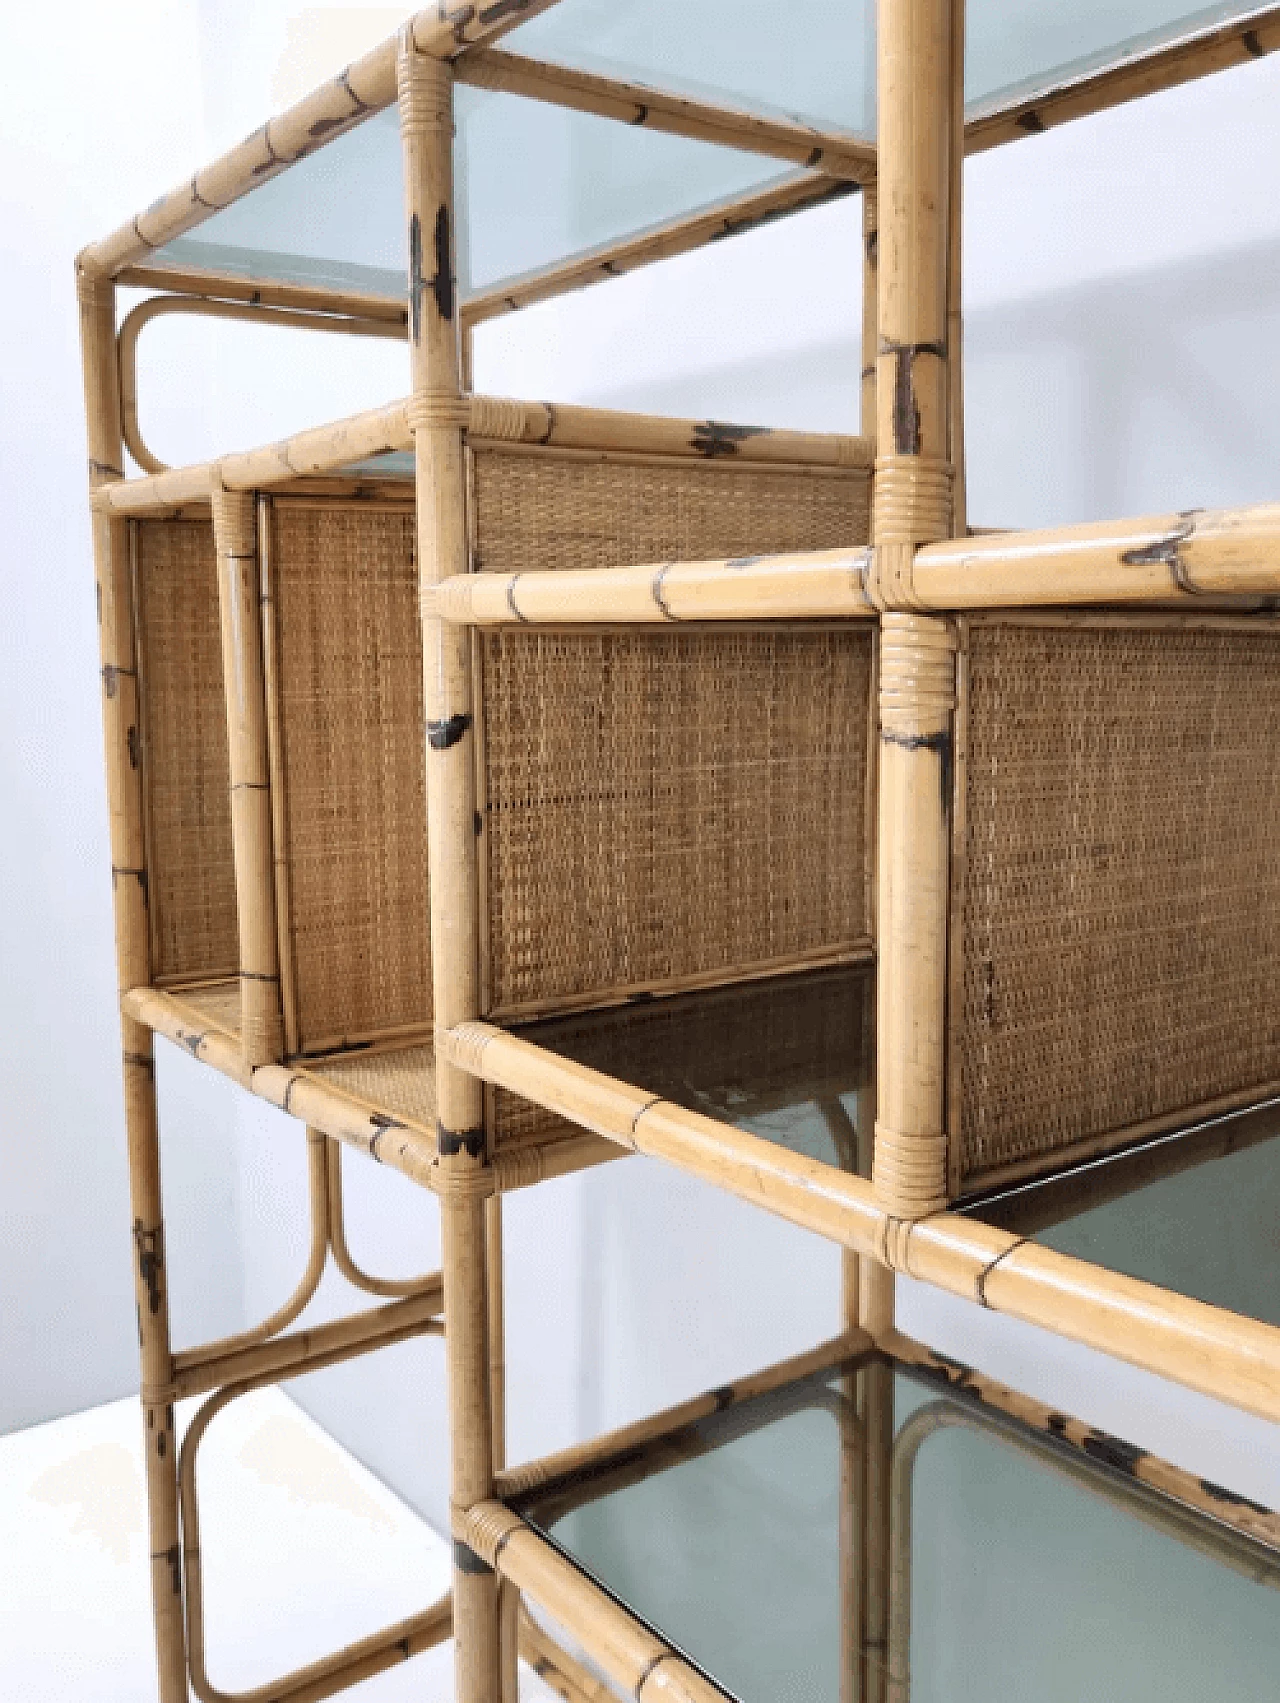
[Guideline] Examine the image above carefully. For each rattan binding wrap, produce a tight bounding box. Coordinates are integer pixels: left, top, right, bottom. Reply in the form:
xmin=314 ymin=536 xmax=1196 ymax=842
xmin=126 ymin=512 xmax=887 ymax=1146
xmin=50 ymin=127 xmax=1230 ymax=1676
xmin=469 ymin=445 xmax=870 ymax=573
xmin=266 ymin=499 xmax=431 ymax=1054
xmin=134 ymin=517 xmax=238 ymax=985
xmin=953 ymin=615 xmax=1280 ymax=1194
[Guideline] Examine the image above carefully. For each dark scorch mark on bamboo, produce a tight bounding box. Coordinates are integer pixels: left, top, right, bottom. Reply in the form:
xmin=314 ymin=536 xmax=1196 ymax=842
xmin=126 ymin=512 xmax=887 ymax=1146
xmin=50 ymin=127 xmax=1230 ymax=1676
xmin=1120 ymin=510 xmax=1202 ymax=595
xmin=881 ymin=725 xmax=952 ymax=811
xmin=428 ymin=713 xmax=472 ymax=750
xmin=368 ymin=1112 xmax=408 ymax=1162
xmin=431 ymin=205 xmax=455 ymax=321
xmin=1015 ymin=110 xmax=1045 ymax=134
xmin=437 ymin=1122 xmax=485 ymax=1159
xmin=1200 ymin=1477 xmax=1272 ymax=1517
xmin=133 ymin=1220 xmax=164 ymax=1315
xmin=691 ymin=420 xmax=769 ymax=458
xmin=881 ymin=340 xmax=946 ymax=457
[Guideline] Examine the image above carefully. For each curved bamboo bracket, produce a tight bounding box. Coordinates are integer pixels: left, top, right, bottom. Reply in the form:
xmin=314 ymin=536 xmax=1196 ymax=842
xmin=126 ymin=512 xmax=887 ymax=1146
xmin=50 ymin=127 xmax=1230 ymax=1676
xmin=118 ymin=294 xmax=405 ymax=475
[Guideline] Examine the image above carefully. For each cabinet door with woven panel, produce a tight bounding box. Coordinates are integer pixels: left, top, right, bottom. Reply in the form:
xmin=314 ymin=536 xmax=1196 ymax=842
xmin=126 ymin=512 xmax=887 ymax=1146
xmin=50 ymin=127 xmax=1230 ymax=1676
xmin=948 ymin=612 xmax=1280 ymax=1198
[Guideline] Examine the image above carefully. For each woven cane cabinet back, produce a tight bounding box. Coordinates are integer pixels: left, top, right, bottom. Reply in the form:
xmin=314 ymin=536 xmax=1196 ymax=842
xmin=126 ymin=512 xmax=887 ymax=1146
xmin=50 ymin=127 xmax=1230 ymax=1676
xmin=950 ymin=613 xmax=1280 ymax=1197
xmin=133 ymin=515 xmax=238 ymax=986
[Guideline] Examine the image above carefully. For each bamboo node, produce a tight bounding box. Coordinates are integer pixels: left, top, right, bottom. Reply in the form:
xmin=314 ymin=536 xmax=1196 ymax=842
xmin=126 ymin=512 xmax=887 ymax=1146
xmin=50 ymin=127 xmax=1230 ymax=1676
xmin=407 ymin=392 xmax=470 ymax=432
xmin=397 ymin=36 xmax=453 ymax=134
xmin=872 ymin=1124 xmax=948 ymax=1219
xmin=873 ymin=455 xmax=953 ymax=545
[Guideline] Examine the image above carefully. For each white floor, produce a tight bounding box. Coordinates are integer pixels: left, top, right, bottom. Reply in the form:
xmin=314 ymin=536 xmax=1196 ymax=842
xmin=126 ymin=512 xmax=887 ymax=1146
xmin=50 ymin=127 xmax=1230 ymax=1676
xmin=0 ymin=1390 xmax=561 ymax=1702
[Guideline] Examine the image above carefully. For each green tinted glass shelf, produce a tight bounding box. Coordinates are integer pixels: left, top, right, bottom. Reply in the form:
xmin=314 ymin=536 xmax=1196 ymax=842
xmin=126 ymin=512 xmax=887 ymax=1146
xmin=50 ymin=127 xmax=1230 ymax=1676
xmin=513 ymin=1346 xmax=1280 ymax=1703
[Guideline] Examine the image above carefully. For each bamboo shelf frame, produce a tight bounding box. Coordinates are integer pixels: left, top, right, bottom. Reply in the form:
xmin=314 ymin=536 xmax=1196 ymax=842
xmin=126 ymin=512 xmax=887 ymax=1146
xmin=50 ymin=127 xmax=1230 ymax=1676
xmin=76 ymin=3 xmax=1280 ymax=1700
xmin=474 ymin=1330 xmax=1278 ymax=1703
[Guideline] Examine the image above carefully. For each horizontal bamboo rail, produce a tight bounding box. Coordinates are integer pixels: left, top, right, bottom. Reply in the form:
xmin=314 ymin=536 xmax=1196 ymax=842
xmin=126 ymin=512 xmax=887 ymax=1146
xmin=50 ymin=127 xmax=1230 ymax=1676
xmin=116 ymin=264 xmax=409 ymax=323
xmin=967 ymin=7 xmax=1280 ymax=154
xmin=159 ymin=1287 xmax=443 ymax=1404
xmin=78 ymin=1 xmax=567 ymax=280
xmin=427 ymin=503 xmax=1280 ymax=617
xmin=440 ymin=1023 xmax=1280 ymax=1424
xmin=120 ymin=985 xmax=620 ymax=1196
xmin=461 ymin=175 xmax=855 ymax=325
xmin=93 ymin=394 xmax=870 ymax=515
xmin=430 ymin=547 xmax=876 ymax=624
xmin=458 ymin=49 xmax=876 ymax=182
xmin=497 ymin=1331 xmax=868 ymax=1502
xmin=456 ymin=1505 xmax=730 ymax=1703
xmin=912 ymin=502 xmax=1280 ymax=606
xmin=885 ymin=1332 xmax=1280 ymax=1557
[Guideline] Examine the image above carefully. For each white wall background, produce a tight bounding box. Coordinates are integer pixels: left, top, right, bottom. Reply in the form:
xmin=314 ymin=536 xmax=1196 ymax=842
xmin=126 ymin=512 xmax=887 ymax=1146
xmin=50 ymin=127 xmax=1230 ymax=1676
xmin=3 ymin=0 xmax=1279 ymax=1542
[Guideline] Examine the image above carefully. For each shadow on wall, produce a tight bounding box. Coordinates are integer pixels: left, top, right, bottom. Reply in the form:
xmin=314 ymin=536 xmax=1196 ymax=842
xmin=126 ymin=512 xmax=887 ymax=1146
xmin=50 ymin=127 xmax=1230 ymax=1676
xmin=595 ymin=231 xmax=1280 ymax=533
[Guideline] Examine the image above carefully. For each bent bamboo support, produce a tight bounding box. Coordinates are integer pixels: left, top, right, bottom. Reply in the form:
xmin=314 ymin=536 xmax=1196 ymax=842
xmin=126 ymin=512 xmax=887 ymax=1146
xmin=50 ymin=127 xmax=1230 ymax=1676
xmin=439 ymin=1022 xmax=1280 ymax=1424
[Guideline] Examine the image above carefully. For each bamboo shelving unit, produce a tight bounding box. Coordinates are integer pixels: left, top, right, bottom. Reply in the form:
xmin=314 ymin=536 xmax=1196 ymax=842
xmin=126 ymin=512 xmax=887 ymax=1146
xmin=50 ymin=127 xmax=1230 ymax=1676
xmin=76 ymin=3 xmax=1280 ymax=1699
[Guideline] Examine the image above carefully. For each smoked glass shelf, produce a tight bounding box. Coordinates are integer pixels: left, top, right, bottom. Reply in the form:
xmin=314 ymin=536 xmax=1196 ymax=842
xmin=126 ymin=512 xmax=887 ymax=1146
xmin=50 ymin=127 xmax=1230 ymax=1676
xmin=512 ymin=1343 xmax=1280 ymax=1703
xmin=969 ymin=1100 xmax=1280 ymax=1330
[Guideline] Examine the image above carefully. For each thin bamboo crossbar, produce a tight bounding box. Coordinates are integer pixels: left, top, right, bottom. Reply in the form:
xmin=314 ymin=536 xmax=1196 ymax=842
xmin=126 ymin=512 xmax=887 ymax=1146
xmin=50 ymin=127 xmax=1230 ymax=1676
xmin=78 ymin=1 xmax=568 ymax=281
xmin=455 ymin=1505 xmax=731 ymax=1703
xmin=117 ymin=265 xmax=410 ymax=323
xmin=161 ymin=1287 xmax=444 ymax=1405
xmin=966 ymin=6 xmax=1280 ymax=154
xmin=496 ymin=1331 xmax=870 ymax=1502
xmin=95 ymin=395 xmax=868 ymax=516
xmin=461 ymin=175 xmax=856 ymax=326
xmin=912 ymin=502 xmax=1280 ymax=606
xmin=439 ymin=1021 xmax=1280 ymax=1423
xmin=884 ymin=1332 xmax=1280 ymax=1556
xmin=457 ymin=49 xmax=877 ymax=182
xmin=430 ymin=547 xmax=876 ymax=625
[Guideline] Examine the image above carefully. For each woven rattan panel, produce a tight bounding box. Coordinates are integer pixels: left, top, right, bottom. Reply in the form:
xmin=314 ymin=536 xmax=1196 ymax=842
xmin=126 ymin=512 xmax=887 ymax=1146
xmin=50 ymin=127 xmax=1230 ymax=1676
xmin=134 ymin=517 xmax=238 ymax=984
xmin=269 ymin=501 xmax=430 ymax=1054
xmin=482 ymin=628 xmax=873 ymax=1015
xmin=471 ymin=447 xmax=870 ymax=572
xmin=175 ymin=981 xmax=241 ymax=1037
xmin=310 ymin=1043 xmax=438 ymax=1129
xmin=955 ymin=618 xmax=1280 ymax=1193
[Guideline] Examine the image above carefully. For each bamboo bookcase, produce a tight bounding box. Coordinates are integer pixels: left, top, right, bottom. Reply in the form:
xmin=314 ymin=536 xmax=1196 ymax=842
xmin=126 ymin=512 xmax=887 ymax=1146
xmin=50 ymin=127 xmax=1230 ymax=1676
xmin=76 ymin=3 xmax=1280 ymax=1700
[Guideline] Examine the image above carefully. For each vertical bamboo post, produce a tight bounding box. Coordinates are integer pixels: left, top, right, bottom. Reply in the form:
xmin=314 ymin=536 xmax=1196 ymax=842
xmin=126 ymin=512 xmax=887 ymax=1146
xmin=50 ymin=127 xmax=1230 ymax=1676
xmin=872 ymin=0 xmax=959 ymax=1220
xmin=872 ymin=0 xmax=954 ymax=605
xmin=947 ymin=0 xmax=967 ymax=537
xmin=860 ymin=184 xmax=879 ymax=442
xmin=77 ymin=260 xmax=188 ymax=1701
xmin=398 ymin=34 xmax=498 ymax=1703
xmin=866 ymin=0 xmax=960 ymax=1674
xmin=211 ymin=484 xmax=283 ymax=1066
